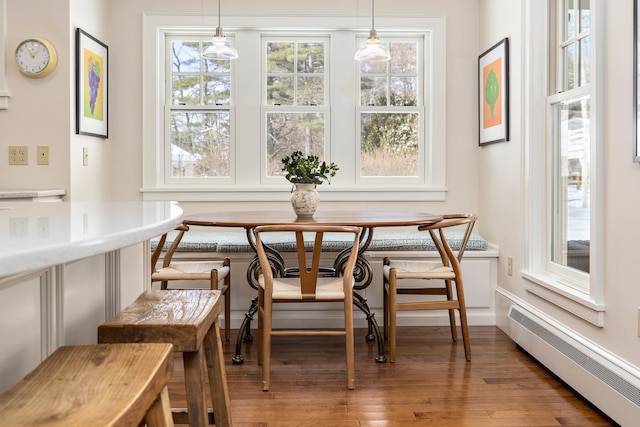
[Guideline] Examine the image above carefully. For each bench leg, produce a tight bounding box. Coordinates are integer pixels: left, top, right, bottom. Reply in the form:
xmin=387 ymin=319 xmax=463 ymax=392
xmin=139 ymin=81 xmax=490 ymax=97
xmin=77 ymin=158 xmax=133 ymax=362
xmin=204 ymin=319 xmax=232 ymax=427
xmin=183 ymin=347 xmax=209 ymax=426
xmin=144 ymin=386 xmax=175 ymax=427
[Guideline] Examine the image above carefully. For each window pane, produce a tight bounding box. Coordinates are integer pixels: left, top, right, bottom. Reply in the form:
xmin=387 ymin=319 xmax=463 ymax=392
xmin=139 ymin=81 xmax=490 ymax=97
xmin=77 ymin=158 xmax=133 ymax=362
xmin=579 ymin=0 xmax=590 ymax=32
xmin=360 ymin=112 xmax=419 ymax=177
xmin=563 ymin=0 xmax=575 ymax=41
xmin=579 ymin=36 xmax=590 ymax=86
xmin=390 ymin=77 xmax=417 ymax=106
xmin=361 ymin=77 xmax=388 ymax=106
xmin=266 ymin=42 xmax=295 ymax=73
xmin=172 ymin=76 xmax=201 ymax=105
xmin=390 ymin=42 xmax=417 ymax=74
xmin=266 ymin=76 xmax=294 ymax=105
xmin=297 ymin=42 xmax=324 ymax=73
xmin=562 ymin=44 xmax=575 ymax=90
xmin=203 ymin=76 xmax=231 ymax=105
xmin=297 ymin=76 xmax=324 ymax=106
xmin=171 ymin=41 xmax=201 ymax=73
xmin=552 ymin=97 xmax=590 ymax=273
xmin=170 ymin=110 xmax=230 ymax=177
xmin=266 ymin=112 xmax=325 ymax=176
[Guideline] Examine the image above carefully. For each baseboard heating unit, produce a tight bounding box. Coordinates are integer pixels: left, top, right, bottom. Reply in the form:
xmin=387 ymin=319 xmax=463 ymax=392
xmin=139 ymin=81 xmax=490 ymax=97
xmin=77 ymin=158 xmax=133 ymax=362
xmin=506 ymin=304 xmax=640 ymax=426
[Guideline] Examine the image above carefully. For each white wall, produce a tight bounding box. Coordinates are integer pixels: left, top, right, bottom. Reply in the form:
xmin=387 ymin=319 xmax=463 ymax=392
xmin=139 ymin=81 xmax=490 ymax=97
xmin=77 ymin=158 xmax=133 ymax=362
xmin=0 ymin=0 xmax=70 ymax=193
xmin=480 ymin=0 xmax=640 ymax=384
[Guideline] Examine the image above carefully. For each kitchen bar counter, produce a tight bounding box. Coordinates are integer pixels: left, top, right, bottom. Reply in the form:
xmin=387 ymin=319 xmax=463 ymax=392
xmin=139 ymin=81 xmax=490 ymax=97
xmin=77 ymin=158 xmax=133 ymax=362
xmin=0 ymin=201 xmax=182 ymax=277
xmin=0 ymin=201 xmax=183 ymax=392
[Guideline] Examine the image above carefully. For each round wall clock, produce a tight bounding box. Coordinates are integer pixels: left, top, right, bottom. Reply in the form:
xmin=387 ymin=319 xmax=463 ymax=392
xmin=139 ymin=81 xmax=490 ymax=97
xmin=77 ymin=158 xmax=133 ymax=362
xmin=15 ymin=37 xmax=58 ymax=78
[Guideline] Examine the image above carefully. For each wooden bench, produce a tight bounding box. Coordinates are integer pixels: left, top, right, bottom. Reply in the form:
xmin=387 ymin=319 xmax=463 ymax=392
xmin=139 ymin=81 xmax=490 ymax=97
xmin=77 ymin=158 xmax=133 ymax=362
xmin=98 ymin=289 xmax=232 ymax=427
xmin=0 ymin=343 xmax=175 ymax=426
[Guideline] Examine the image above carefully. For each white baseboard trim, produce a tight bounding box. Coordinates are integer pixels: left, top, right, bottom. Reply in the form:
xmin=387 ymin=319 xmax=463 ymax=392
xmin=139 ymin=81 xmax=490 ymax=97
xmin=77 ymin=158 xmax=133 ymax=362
xmin=497 ymin=288 xmax=638 ymax=426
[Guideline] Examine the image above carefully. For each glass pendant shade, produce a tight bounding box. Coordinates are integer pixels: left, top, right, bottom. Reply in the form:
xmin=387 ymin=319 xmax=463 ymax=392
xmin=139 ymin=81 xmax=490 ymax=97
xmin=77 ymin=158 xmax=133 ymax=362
xmin=354 ymin=29 xmax=390 ymax=62
xmin=202 ymin=28 xmax=239 ymax=60
xmin=355 ymin=0 xmax=390 ymax=62
xmin=202 ymin=0 xmax=238 ymax=60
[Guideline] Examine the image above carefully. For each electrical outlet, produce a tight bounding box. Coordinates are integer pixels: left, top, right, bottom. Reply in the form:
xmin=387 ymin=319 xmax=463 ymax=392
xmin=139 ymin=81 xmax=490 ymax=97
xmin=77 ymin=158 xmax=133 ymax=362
xmin=37 ymin=146 xmax=50 ymax=165
xmin=507 ymin=256 xmax=513 ymax=276
xmin=9 ymin=146 xmax=28 ymax=165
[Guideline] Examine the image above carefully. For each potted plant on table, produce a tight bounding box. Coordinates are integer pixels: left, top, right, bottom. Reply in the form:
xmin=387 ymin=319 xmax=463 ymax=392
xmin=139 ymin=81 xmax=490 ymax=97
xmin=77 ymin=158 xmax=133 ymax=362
xmin=281 ymin=151 xmax=339 ymax=217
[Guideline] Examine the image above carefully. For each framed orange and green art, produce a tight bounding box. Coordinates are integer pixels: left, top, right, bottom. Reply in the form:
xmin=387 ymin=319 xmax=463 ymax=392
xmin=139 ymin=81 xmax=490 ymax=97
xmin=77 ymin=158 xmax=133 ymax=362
xmin=76 ymin=28 xmax=108 ymax=138
xmin=478 ymin=37 xmax=509 ymax=146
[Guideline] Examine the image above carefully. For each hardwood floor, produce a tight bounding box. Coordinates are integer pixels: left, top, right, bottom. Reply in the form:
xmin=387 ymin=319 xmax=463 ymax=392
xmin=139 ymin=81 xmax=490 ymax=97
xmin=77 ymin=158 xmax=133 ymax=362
xmin=168 ymin=326 xmax=617 ymax=426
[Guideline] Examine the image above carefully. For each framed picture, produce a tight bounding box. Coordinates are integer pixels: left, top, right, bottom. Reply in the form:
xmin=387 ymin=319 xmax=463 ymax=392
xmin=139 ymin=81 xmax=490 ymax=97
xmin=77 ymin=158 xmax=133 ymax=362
xmin=76 ymin=28 xmax=108 ymax=138
xmin=634 ymin=0 xmax=640 ymax=161
xmin=478 ymin=37 xmax=509 ymax=146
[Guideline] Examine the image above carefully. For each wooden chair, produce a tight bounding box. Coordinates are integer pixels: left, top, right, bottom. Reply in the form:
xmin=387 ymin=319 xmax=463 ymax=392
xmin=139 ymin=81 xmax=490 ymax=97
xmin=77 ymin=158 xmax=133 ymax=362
xmin=0 ymin=343 xmax=175 ymax=426
xmin=255 ymin=224 xmax=361 ymax=391
xmin=98 ymin=289 xmax=232 ymax=427
xmin=152 ymin=224 xmax=232 ymax=341
xmin=383 ymin=213 xmax=478 ymax=362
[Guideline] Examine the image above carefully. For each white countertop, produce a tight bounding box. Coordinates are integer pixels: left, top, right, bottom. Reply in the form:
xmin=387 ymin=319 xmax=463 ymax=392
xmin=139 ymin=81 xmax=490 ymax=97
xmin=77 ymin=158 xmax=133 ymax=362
xmin=0 ymin=189 xmax=66 ymax=199
xmin=0 ymin=201 xmax=183 ymax=277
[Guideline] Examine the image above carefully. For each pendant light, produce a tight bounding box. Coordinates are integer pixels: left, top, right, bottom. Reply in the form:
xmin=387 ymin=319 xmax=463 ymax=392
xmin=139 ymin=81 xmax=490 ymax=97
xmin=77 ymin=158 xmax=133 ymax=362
xmin=354 ymin=0 xmax=390 ymax=62
xmin=202 ymin=0 xmax=238 ymax=60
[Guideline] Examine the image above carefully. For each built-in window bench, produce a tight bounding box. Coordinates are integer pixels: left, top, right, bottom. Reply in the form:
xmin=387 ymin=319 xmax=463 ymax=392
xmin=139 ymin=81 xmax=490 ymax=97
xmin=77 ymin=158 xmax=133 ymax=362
xmin=151 ymin=228 xmax=499 ymax=328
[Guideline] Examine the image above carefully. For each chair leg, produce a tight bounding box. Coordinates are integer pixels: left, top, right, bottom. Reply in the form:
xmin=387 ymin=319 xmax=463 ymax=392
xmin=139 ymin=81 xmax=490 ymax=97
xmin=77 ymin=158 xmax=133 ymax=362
xmin=182 ymin=347 xmax=209 ymax=426
xmin=388 ymin=270 xmax=397 ymax=363
xmin=203 ymin=319 xmax=232 ymax=427
xmin=454 ymin=278 xmax=471 ymax=361
xmin=261 ymin=292 xmax=272 ymax=391
xmin=344 ymin=292 xmax=355 ymax=390
xmin=223 ymin=258 xmax=231 ymax=342
xmin=143 ymin=386 xmax=174 ymax=427
xmin=445 ymin=279 xmax=458 ymax=342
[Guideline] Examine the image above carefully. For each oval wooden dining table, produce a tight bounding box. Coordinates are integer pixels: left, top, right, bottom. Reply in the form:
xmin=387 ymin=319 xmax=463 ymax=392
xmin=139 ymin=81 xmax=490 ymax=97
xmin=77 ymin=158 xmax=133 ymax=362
xmin=183 ymin=210 xmax=442 ymax=363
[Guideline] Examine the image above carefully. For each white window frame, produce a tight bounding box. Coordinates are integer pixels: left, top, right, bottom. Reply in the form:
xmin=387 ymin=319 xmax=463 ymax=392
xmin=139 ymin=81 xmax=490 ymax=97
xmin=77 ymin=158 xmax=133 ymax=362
xmin=141 ymin=14 xmax=446 ymax=202
xmin=522 ymin=0 xmax=605 ymax=326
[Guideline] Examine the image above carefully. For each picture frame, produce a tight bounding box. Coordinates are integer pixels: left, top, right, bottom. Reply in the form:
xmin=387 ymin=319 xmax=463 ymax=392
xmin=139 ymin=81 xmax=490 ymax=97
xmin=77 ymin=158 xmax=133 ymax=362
xmin=76 ymin=28 xmax=108 ymax=138
xmin=634 ymin=0 xmax=640 ymax=161
xmin=478 ymin=37 xmax=509 ymax=146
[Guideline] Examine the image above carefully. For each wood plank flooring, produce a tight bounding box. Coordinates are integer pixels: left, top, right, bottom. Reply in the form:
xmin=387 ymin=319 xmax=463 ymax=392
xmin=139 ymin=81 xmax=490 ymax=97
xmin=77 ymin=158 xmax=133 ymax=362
xmin=168 ymin=326 xmax=617 ymax=426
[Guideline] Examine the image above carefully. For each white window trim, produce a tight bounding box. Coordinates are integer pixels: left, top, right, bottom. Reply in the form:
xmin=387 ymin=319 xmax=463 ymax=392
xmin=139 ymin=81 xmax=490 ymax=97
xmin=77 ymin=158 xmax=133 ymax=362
xmin=0 ymin=0 xmax=9 ymax=109
xmin=522 ymin=0 xmax=605 ymax=326
xmin=141 ymin=13 xmax=446 ymax=202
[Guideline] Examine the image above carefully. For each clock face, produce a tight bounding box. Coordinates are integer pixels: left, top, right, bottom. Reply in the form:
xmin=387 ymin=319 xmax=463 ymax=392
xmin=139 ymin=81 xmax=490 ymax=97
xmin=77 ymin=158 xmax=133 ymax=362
xmin=15 ymin=38 xmax=57 ymax=77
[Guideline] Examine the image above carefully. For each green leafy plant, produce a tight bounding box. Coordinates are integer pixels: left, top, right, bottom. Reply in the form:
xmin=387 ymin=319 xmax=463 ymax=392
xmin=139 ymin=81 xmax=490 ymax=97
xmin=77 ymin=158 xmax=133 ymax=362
xmin=281 ymin=151 xmax=339 ymax=185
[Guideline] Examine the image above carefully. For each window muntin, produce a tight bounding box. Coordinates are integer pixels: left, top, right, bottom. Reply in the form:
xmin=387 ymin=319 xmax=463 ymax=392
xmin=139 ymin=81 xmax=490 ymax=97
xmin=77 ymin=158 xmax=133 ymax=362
xmin=166 ymin=36 xmax=234 ymax=182
xmin=357 ymin=39 xmax=424 ymax=182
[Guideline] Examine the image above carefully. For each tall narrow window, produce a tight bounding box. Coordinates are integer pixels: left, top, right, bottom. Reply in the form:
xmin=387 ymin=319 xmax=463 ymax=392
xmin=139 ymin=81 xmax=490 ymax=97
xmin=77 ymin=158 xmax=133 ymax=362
xmin=357 ymin=39 xmax=424 ymax=182
xmin=549 ymin=0 xmax=591 ymax=275
xmin=167 ymin=36 xmax=234 ymax=182
xmin=263 ymin=38 xmax=329 ymax=181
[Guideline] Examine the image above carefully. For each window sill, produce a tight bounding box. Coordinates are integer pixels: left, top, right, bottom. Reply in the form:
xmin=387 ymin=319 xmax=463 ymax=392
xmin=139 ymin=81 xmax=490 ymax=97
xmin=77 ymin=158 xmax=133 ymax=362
xmin=140 ymin=186 xmax=447 ymax=202
xmin=522 ymin=271 xmax=605 ymax=327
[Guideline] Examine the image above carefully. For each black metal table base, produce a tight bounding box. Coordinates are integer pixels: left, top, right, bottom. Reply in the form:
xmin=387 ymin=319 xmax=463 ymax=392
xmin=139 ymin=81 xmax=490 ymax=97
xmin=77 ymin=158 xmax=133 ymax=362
xmin=231 ymin=293 xmax=387 ymax=364
xmin=230 ymin=226 xmax=387 ymax=364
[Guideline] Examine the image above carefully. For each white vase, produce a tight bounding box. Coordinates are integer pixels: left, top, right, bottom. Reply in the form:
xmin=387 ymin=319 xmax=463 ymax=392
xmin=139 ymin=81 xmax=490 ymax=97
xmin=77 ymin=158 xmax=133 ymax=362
xmin=290 ymin=183 xmax=320 ymax=217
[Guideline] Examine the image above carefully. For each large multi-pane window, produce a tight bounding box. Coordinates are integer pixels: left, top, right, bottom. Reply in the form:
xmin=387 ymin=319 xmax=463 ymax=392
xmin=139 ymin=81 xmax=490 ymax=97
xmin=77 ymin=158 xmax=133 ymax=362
xmin=143 ymin=15 xmax=445 ymax=201
xmin=524 ymin=0 xmax=602 ymax=324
